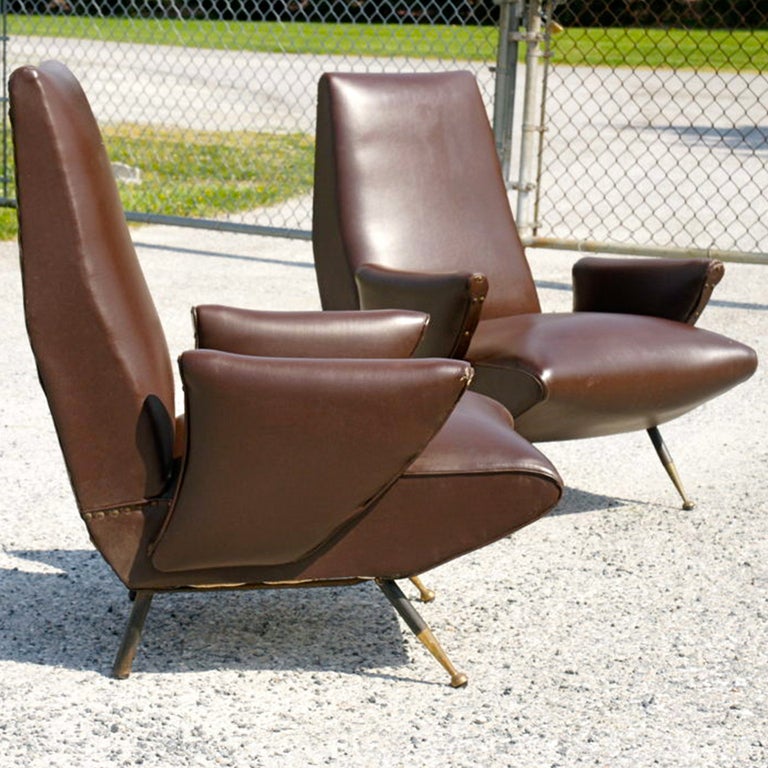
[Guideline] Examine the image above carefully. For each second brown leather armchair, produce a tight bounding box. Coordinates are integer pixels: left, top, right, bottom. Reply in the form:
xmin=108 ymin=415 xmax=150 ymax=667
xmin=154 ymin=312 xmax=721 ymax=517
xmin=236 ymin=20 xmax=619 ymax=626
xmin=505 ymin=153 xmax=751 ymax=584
xmin=312 ymin=70 xmax=758 ymax=509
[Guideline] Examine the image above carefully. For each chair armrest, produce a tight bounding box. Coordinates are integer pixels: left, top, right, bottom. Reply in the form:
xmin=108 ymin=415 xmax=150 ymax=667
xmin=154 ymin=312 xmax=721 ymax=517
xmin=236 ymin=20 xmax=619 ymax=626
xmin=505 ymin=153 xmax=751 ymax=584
xmin=194 ymin=305 xmax=429 ymax=358
xmin=355 ymin=264 xmax=488 ymax=358
xmin=151 ymin=350 xmax=473 ymax=572
xmin=572 ymin=256 xmax=724 ymax=325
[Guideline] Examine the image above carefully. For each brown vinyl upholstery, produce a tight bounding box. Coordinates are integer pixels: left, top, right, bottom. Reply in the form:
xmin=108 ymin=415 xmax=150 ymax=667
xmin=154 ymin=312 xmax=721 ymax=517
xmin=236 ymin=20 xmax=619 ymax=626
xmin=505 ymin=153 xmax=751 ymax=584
xmin=11 ymin=59 xmax=176 ymax=513
xmin=10 ymin=61 xmax=563 ymax=685
xmin=312 ymin=70 xmax=758 ymax=504
xmin=193 ymin=305 xmax=430 ymax=358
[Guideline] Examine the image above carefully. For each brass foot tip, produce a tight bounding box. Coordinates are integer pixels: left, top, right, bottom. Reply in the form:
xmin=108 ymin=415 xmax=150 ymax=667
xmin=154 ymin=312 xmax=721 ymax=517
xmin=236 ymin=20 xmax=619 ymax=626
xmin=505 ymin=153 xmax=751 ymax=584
xmin=409 ymin=577 xmax=436 ymax=603
xmin=682 ymin=500 xmax=695 ymax=511
xmin=450 ymin=672 xmax=469 ymax=688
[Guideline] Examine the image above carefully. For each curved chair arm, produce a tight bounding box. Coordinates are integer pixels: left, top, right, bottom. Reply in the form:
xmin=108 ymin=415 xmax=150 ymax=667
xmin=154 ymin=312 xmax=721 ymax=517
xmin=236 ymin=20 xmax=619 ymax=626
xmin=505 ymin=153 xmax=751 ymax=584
xmin=151 ymin=350 xmax=474 ymax=572
xmin=194 ymin=305 xmax=429 ymax=358
xmin=355 ymin=263 xmax=488 ymax=358
xmin=572 ymin=256 xmax=724 ymax=325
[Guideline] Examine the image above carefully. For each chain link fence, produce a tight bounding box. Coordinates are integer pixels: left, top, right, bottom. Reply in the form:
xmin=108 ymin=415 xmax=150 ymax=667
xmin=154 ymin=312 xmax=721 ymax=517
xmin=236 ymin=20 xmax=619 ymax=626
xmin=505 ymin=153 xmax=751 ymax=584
xmin=2 ymin=1 xmax=767 ymax=262
xmin=525 ymin=0 xmax=768 ymax=261
xmin=1 ymin=1 xmax=499 ymax=237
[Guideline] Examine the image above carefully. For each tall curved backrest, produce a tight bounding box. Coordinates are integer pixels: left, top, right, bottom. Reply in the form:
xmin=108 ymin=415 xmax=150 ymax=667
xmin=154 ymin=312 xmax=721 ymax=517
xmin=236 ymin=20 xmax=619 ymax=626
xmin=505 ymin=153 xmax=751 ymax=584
xmin=313 ymin=71 xmax=541 ymax=320
xmin=10 ymin=62 xmax=176 ymax=513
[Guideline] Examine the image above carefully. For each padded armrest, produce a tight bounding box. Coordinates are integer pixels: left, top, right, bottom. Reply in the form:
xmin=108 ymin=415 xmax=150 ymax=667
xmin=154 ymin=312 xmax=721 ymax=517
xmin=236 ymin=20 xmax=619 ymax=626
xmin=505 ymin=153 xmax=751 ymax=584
xmin=355 ymin=263 xmax=488 ymax=359
xmin=194 ymin=306 xmax=428 ymax=358
xmin=151 ymin=350 xmax=473 ymax=572
xmin=572 ymin=256 xmax=724 ymax=325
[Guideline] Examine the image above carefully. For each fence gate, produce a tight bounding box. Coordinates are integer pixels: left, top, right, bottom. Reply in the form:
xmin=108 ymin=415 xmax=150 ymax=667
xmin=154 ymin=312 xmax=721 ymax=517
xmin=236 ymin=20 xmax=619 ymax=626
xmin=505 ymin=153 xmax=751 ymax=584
xmin=518 ymin=0 xmax=768 ymax=263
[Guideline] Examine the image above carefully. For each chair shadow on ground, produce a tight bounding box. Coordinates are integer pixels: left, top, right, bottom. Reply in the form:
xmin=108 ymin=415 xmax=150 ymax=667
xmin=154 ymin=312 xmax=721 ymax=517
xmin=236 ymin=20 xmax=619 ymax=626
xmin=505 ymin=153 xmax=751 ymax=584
xmin=0 ymin=489 xmax=633 ymax=680
xmin=0 ymin=549 xmax=419 ymax=682
xmin=550 ymin=485 xmax=640 ymax=516
xmin=133 ymin=240 xmax=316 ymax=270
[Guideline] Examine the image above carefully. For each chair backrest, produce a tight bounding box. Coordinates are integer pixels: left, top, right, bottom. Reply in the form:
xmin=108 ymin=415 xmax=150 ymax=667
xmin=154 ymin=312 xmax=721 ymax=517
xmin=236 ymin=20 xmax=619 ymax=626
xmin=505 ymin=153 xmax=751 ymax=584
xmin=313 ymin=70 xmax=541 ymax=320
xmin=10 ymin=61 xmax=175 ymax=513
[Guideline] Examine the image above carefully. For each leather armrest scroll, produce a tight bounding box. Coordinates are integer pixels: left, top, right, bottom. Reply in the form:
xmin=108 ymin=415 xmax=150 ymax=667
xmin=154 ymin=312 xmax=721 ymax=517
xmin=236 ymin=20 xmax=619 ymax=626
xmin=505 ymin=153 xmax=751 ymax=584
xmin=194 ymin=305 xmax=429 ymax=358
xmin=355 ymin=263 xmax=489 ymax=358
xmin=151 ymin=350 xmax=473 ymax=572
xmin=572 ymin=256 xmax=724 ymax=325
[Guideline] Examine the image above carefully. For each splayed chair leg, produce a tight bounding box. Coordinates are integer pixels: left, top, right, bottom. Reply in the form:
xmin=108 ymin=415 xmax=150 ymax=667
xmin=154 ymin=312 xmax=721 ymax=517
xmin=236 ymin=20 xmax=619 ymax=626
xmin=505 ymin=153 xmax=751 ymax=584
xmin=408 ymin=575 xmax=435 ymax=603
xmin=112 ymin=590 xmax=154 ymax=679
xmin=647 ymin=426 xmax=695 ymax=510
xmin=377 ymin=579 xmax=467 ymax=688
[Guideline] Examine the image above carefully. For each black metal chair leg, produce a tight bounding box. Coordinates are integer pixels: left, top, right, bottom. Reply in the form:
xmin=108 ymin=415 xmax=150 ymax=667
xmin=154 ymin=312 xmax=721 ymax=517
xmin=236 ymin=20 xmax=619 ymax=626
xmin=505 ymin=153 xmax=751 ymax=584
xmin=112 ymin=590 xmax=154 ymax=679
xmin=377 ymin=579 xmax=467 ymax=688
xmin=647 ymin=426 xmax=695 ymax=510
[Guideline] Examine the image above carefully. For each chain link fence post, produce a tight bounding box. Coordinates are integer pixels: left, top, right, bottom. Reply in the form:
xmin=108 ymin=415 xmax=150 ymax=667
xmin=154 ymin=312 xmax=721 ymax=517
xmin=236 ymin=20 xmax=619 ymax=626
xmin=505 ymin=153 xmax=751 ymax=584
xmin=491 ymin=0 xmax=521 ymax=182
xmin=513 ymin=0 xmax=545 ymax=237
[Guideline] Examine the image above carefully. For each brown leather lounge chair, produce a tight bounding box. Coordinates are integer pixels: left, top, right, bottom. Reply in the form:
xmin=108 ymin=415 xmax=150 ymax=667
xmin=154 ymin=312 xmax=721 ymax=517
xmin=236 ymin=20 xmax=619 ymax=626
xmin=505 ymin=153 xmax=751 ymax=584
xmin=9 ymin=61 xmax=563 ymax=686
xmin=312 ymin=70 xmax=758 ymax=510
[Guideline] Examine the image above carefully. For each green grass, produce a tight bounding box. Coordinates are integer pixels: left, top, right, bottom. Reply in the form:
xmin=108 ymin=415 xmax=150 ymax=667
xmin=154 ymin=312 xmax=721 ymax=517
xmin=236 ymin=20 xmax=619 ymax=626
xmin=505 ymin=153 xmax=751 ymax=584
xmin=0 ymin=208 xmax=16 ymax=242
xmin=7 ymin=14 xmax=497 ymax=60
xmin=103 ymin=124 xmax=314 ymax=216
xmin=551 ymin=27 xmax=768 ymax=72
xmin=0 ymin=124 xmax=315 ymax=241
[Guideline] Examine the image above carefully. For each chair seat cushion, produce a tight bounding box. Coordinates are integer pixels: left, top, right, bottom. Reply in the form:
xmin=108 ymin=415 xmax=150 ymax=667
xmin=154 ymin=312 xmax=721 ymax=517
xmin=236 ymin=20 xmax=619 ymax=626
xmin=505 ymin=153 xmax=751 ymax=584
xmin=467 ymin=312 xmax=758 ymax=441
xmin=406 ymin=390 xmax=560 ymax=479
xmin=338 ymin=390 xmax=563 ymax=578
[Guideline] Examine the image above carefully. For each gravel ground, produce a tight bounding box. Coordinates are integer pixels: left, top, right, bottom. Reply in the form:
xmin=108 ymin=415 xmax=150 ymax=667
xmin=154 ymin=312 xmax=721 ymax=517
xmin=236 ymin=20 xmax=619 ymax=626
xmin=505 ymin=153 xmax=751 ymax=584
xmin=0 ymin=226 xmax=765 ymax=767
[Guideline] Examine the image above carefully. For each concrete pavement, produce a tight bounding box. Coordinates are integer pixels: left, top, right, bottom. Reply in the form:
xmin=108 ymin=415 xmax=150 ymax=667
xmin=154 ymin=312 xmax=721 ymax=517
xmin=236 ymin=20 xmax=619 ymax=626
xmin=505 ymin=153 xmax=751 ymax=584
xmin=0 ymin=222 xmax=765 ymax=767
